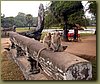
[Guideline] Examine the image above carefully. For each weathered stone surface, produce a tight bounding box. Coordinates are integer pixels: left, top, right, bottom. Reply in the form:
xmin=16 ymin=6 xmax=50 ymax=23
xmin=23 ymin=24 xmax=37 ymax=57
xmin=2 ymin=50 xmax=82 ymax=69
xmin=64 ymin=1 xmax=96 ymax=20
xmin=9 ymin=32 xmax=92 ymax=80
xmin=10 ymin=49 xmax=48 ymax=80
xmin=1 ymin=28 xmax=14 ymax=37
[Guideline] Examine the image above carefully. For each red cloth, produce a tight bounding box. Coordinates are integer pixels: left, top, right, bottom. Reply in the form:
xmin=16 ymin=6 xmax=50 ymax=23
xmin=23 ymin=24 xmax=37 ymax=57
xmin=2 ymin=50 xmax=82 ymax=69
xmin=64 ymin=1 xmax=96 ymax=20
xmin=67 ymin=33 xmax=80 ymax=37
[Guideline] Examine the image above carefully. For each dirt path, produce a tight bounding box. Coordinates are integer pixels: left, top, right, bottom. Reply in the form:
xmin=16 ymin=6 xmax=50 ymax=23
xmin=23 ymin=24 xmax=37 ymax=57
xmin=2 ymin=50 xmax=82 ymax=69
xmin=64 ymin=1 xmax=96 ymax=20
xmin=62 ymin=35 xmax=96 ymax=59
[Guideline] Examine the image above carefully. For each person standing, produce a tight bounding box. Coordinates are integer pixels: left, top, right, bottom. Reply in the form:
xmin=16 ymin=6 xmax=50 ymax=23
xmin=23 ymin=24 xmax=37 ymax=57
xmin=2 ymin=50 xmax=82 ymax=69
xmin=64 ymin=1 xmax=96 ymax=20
xmin=73 ymin=25 xmax=78 ymax=41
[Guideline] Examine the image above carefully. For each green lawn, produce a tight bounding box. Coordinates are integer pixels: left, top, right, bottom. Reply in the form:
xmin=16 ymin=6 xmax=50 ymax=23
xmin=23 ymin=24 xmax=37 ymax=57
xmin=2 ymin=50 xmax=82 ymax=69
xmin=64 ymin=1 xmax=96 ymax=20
xmin=16 ymin=28 xmax=29 ymax=32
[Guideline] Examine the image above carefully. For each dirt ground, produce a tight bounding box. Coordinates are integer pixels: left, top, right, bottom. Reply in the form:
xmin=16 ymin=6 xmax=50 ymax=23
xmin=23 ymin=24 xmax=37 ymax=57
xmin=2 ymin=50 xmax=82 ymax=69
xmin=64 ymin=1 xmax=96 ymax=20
xmin=62 ymin=35 xmax=96 ymax=59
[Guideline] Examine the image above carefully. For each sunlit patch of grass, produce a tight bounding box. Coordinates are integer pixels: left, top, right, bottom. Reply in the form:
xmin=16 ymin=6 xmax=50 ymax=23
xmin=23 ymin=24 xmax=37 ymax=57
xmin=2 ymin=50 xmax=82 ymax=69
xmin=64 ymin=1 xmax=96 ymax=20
xmin=1 ymin=51 xmax=25 ymax=80
xmin=16 ymin=28 xmax=29 ymax=32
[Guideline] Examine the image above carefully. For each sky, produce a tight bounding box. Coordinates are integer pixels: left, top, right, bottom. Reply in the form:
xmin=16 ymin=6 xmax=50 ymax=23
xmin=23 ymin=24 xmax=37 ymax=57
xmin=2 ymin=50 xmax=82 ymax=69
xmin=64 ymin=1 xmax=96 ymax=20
xmin=1 ymin=1 xmax=92 ymax=18
xmin=1 ymin=1 xmax=50 ymax=17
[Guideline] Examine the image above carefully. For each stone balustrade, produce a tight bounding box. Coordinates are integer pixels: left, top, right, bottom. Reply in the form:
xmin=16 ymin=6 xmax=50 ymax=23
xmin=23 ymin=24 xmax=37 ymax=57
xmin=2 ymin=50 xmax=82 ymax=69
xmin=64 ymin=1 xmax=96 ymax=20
xmin=9 ymin=32 xmax=92 ymax=80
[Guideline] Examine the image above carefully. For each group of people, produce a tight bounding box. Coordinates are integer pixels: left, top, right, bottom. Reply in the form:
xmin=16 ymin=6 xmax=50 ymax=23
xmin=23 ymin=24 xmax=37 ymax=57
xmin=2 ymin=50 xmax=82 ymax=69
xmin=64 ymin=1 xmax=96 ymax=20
xmin=43 ymin=32 xmax=64 ymax=52
xmin=68 ymin=24 xmax=80 ymax=42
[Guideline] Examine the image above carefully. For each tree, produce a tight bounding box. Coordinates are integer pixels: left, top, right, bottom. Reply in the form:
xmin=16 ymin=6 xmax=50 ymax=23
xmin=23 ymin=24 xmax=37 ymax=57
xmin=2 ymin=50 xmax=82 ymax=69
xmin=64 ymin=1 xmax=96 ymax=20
xmin=25 ymin=14 xmax=33 ymax=30
xmin=33 ymin=17 xmax=38 ymax=27
xmin=50 ymin=1 xmax=84 ymax=41
xmin=1 ymin=16 xmax=15 ymax=28
xmin=44 ymin=9 xmax=59 ymax=29
xmin=88 ymin=1 xmax=96 ymax=17
xmin=1 ymin=14 xmax=5 ymax=27
xmin=15 ymin=12 xmax=27 ymax=27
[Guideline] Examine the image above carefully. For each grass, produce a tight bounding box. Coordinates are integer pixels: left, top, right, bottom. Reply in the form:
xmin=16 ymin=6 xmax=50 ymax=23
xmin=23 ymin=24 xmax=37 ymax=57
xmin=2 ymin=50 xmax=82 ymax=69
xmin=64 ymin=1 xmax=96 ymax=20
xmin=16 ymin=27 xmax=36 ymax=32
xmin=1 ymin=51 xmax=25 ymax=80
xmin=80 ymin=33 xmax=94 ymax=37
xmin=16 ymin=27 xmax=29 ymax=32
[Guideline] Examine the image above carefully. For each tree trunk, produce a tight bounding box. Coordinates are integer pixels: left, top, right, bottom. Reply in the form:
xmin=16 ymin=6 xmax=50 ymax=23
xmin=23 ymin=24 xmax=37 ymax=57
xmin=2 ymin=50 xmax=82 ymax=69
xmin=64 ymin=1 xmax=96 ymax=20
xmin=84 ymin=15 xmax=87 ymax=29
xmin=29 ymin=24 xmax=30 ymax=30
xmin=63 ymin=21 xmax=69 ymax=42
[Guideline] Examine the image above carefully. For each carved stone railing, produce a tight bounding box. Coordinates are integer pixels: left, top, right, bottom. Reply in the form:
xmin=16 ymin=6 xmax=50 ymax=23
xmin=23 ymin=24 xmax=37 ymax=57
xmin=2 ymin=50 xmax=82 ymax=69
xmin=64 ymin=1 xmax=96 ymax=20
xmin=1 ymin=28 xmax=14 ymax=37
xmin=9 ymin=32 xmax=92 ymax=80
